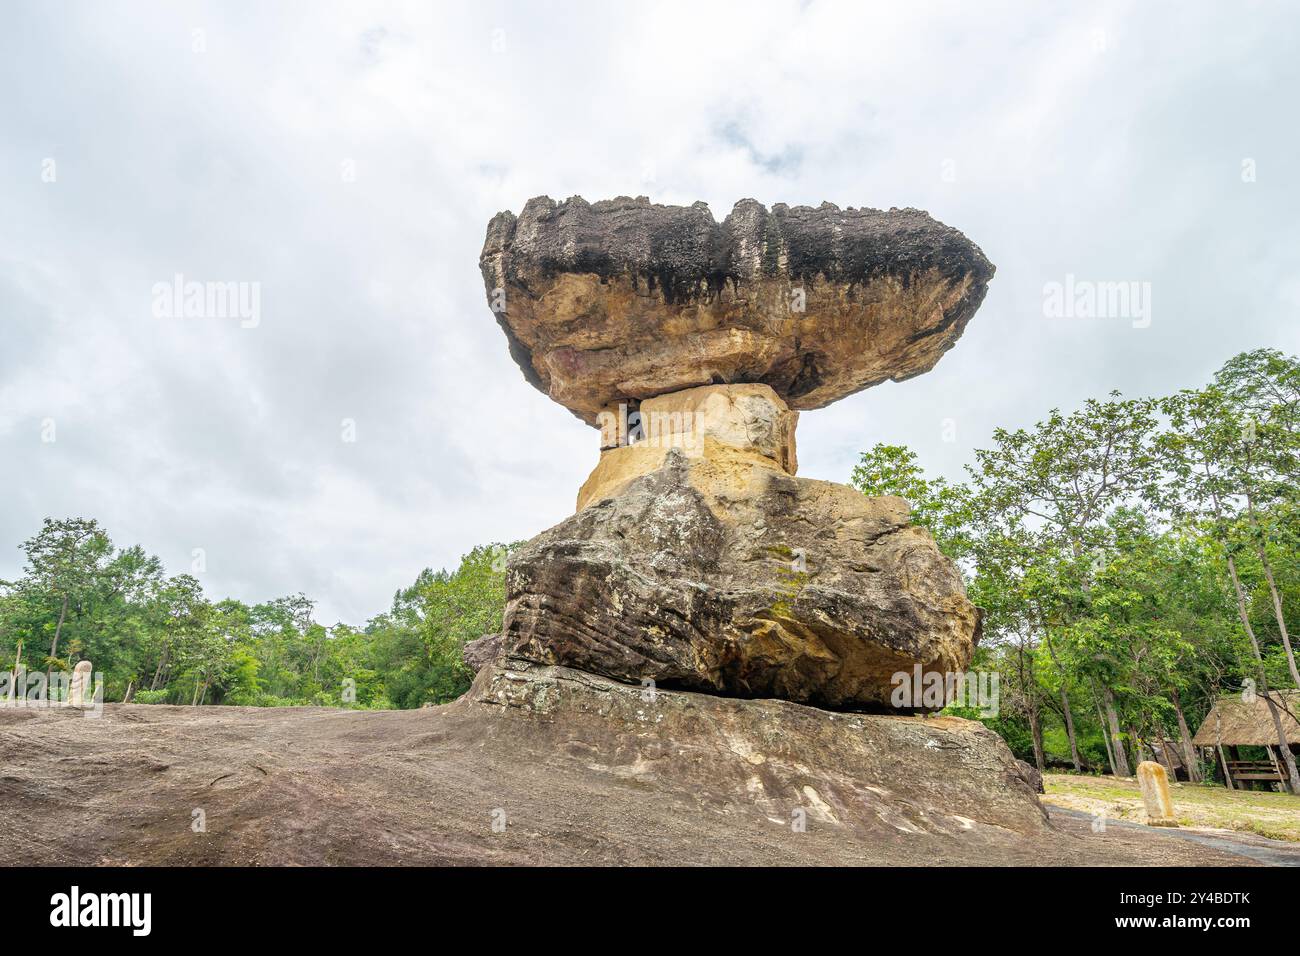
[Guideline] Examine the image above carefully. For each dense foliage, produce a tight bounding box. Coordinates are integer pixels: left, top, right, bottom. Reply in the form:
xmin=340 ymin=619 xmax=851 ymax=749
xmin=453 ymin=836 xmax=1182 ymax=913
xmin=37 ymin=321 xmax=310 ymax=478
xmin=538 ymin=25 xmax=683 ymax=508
xmin=0 ymin=527 xmax=516 ymax=709
xmin=851 ymin=349 xmax=1300 ymax=785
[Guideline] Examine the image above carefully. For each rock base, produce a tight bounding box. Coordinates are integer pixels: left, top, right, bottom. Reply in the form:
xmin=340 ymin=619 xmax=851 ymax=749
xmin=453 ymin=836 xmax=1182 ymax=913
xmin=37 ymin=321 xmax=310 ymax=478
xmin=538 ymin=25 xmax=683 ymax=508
xmin=468 ymin=657 xmax=1049 ymax=842
xmin=0 ymin=677 xmax=1263 ymax=865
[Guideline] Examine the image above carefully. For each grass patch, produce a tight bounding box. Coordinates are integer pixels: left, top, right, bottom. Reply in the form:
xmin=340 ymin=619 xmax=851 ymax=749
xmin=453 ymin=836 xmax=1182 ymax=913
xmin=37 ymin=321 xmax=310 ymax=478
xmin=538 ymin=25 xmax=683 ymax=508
xmin=1042 ymin=772 xmax=1300 ymax=842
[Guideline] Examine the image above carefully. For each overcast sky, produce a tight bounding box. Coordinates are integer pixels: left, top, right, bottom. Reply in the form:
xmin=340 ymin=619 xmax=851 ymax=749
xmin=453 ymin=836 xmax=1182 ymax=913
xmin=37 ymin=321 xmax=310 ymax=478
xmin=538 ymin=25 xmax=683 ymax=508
xmin=2 ymin=1 xmax=1297 ymax=624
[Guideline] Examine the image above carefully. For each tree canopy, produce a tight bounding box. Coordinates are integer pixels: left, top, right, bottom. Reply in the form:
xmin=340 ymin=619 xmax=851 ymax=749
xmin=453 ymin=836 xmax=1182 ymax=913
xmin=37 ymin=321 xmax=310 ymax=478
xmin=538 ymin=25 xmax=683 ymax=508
xmin=851 ymin=348 xmax=1300 ymax=785
xmin=0 ymin=523 xmax=517 ymax=710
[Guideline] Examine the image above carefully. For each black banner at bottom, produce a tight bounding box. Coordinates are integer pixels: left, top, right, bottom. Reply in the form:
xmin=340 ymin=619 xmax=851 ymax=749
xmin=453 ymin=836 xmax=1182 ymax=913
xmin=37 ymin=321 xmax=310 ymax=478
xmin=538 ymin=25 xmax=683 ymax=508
xmin=3 ymin=865 xmax=1287 ymax=941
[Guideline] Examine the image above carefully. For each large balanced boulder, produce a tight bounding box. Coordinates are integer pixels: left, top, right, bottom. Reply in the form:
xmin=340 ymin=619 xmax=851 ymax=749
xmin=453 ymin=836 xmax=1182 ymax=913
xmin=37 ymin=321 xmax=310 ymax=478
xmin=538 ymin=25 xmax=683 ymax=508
xmin=498 ymin=444 xmax=979 ymax=711
xmin=480 ymin=195 xmax=994 ymax=425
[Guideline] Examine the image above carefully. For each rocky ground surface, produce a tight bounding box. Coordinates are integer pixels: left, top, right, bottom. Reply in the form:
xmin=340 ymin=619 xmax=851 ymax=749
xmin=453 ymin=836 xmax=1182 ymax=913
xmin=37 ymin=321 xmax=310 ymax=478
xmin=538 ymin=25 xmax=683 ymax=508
xmin=0 ymin=662 xmax=1278 ymax=866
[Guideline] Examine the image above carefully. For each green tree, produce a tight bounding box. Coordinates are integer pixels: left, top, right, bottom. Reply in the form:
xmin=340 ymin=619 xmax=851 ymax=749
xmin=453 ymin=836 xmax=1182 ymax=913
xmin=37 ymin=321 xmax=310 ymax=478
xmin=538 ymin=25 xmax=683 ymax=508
xmin=1159 ymin=371 xmax=1300 ymax=791
xmin=12 ymin=518 xmax=114 ymax=671
xmin=850 ymin=444 xmax=970 ymax=559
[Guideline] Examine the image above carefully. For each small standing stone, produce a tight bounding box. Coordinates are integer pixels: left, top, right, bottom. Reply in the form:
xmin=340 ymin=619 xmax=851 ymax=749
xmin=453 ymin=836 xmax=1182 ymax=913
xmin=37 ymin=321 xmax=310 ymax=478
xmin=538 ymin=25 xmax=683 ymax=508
xmin=1136 ymin=760 xmax=1179 ymax=827
xmin=68 ymin=660 xmax=93 ymax=708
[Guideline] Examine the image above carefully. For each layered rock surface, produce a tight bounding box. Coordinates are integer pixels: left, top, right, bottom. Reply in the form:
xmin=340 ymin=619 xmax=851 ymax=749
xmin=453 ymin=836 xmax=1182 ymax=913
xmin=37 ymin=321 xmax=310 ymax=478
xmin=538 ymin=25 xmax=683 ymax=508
xmin=497 ymin=441 xmax=980 ymax=711
xmin=480 ymin=195 xmax=994 ymax=425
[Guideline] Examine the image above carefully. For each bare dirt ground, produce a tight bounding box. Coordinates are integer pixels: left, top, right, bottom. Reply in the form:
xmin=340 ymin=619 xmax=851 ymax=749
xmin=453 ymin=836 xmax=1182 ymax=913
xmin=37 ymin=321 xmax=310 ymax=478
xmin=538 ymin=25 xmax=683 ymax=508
xmin=1 ymin=664 xmax=1289 ymax=866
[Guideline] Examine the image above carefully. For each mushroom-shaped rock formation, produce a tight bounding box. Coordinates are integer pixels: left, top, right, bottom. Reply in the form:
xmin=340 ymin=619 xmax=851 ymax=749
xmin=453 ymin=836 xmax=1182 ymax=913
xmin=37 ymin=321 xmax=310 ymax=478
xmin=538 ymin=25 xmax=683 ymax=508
xmin=477 ymin=196 xmax=993 ymax=712
xmin=480 ymin=195 xmax=994 ymax=426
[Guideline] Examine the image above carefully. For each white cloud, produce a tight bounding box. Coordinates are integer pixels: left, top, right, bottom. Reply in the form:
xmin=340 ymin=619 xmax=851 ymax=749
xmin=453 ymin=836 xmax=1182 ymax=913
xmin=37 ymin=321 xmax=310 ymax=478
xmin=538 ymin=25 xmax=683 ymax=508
xmin=1 ymin=0 xmax=1296 ymax=621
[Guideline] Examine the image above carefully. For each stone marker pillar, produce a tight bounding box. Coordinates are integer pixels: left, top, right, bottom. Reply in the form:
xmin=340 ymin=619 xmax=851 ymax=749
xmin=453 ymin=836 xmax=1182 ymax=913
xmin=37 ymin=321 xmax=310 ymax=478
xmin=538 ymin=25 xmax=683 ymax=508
xmin=67 ymin=660 xmax=92 ymax=709
xmin=1136 ymin=760 xmax=1178 ymax=827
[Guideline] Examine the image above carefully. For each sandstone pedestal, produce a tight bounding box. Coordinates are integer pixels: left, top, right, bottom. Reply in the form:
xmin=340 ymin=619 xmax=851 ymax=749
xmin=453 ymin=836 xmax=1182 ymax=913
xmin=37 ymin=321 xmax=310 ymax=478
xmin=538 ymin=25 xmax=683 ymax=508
xmin=580 ymin=382 xmax=797 ymax=510
xmin=468 ymin=656 xmax=1050 ymax=842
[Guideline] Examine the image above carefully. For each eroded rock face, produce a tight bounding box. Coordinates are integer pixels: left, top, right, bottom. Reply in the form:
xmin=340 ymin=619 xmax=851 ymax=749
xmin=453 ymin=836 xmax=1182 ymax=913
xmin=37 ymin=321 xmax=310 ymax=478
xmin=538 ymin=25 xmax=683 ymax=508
xmin=1014 ymin=759 xmax=1046 ymax=795
xmin=499 ymin=448 xmax=979 ymax=710
xmin=463 ymin=633 xmax=504 ymax=675
xmin=480 ymin=195 xmax=994 ymax=425
xmin=468 ymin=657 xmax=1051 ymax=843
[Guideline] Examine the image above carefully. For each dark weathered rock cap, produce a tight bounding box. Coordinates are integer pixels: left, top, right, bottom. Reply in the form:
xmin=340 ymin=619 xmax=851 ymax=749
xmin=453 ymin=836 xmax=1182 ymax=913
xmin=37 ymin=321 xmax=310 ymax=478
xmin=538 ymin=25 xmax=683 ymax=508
xmin=481 ymin=196 xmax=994 ymax=424
xmin=483 ymin=194 xmax=993 ymax=294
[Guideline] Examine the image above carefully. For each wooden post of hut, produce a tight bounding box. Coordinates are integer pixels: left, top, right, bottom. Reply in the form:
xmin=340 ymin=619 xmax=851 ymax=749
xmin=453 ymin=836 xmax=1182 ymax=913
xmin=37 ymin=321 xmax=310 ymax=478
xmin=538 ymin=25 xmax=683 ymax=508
xmin=1217 ymin=744 xmax=1235 ymax=790
xmin=1192 ymin=690 xmax=1300 ymax=794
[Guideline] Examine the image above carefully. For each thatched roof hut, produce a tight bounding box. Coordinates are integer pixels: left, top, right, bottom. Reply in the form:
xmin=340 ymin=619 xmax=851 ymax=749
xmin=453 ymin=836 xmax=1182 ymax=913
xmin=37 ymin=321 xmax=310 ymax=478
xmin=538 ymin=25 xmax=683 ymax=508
xmin=1192 ymin=690 xmax=1300 ymax=747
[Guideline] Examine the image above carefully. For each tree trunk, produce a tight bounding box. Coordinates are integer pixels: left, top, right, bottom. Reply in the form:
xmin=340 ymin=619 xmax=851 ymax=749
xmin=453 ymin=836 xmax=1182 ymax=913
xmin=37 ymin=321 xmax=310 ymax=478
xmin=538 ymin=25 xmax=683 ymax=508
xmin=1026 ymin=697 xmax=1046 ymax=773
xmin=49 ymin=593 xmax=69 ymax=663
xmin=8 ymin=639 xmax=21 ymax=704
xmin=1265 ymin=745 xmax=1286 ymax=793
xmin=1264 ymin=695 xmax=1300 ymax=793
xmin=1170 ymin=685 xmax=1202 ymax=783
xmin=46 ymin=593 xmax=71 ymax=704
xmin=1243 ymin=486 xmax=1300 ymax=690
xmin=150 ymin=645 xmax=169 ymax=691
xmin=1060 ymin=687 xmax=1084 ymax=772
xmin=1217 ymin=745 xmax=1235 ymax=790
xmin=1094 ymin=690 xmax=1118 ymax=777
xmin=1102 ymin=685 xmax=1131 ymax=776
xmin=1192 ymin=440 xmax=1300 ymax=790
xmin=1154 ymin=728 xmax=1177 ymax=777
xmin=1040 ymin=633 xmax=1082 ymax=771
xmin=1226 ymin=554 xmax=1300 ymax=793
xmin=1014 ymin=637 xmax=1045 ymax=772
xmin=1126 ymin=723 xmax=1144 ymax=771
xmin=1256 ymin=547 xmax=1300 ymax=690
